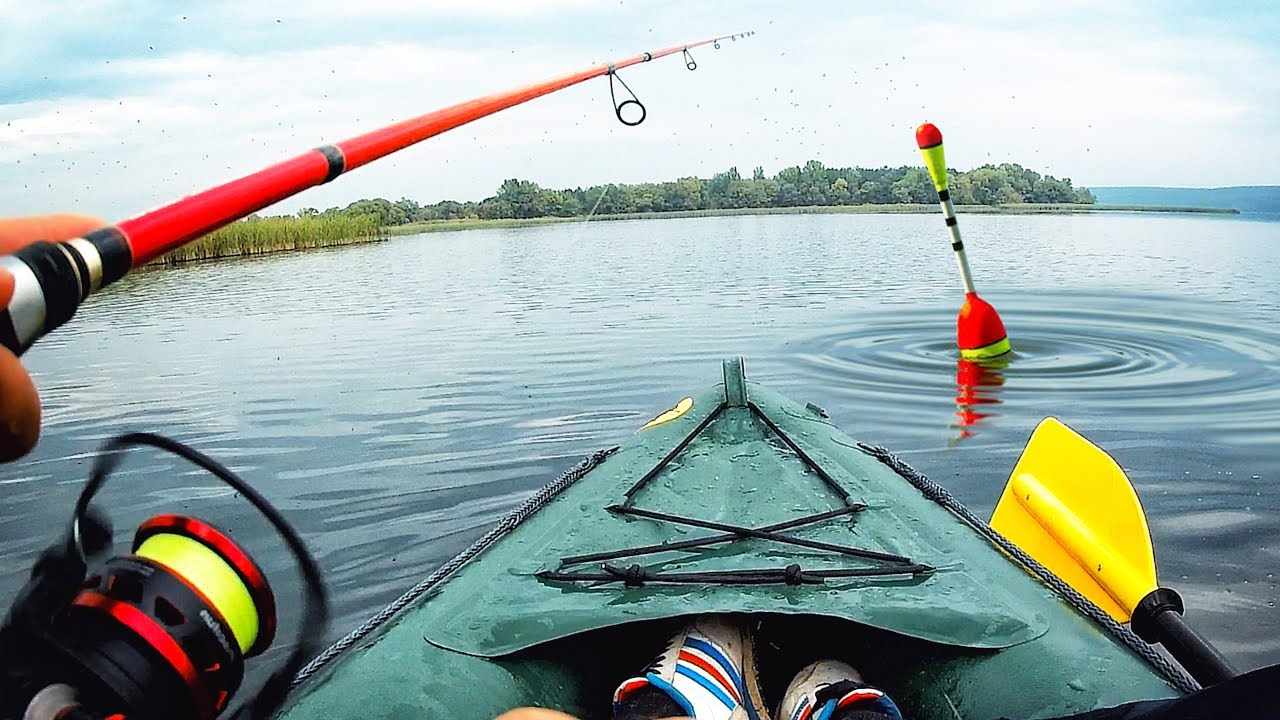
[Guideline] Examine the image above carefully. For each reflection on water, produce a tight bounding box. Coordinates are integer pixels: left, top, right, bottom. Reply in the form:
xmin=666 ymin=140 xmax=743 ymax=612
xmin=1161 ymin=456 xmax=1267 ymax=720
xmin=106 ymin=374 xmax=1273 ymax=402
xmin=791 ymin=291 xmax=1280 ymax=451
xmin=4 ymin=212 xmax=1279 ymax=674
xmin=954 ymin=357 xmax=1009 ymax=441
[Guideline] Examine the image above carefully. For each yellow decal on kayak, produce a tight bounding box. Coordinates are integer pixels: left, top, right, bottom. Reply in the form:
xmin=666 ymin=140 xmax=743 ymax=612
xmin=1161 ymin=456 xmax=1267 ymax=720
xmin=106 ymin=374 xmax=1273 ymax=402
xmin=640 ymin=397 xmax=694 ymax=430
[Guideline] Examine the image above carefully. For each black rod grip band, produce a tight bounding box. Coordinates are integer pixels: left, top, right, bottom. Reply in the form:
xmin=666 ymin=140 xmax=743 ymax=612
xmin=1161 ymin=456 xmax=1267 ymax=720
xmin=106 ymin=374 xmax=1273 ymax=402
xmin=12 ymin=242 xmax=80 ymax=334
xmin=317 ymin=145 xmax=346 ymax=184
xmin=83 ymin=226 xmax=132 ymax=286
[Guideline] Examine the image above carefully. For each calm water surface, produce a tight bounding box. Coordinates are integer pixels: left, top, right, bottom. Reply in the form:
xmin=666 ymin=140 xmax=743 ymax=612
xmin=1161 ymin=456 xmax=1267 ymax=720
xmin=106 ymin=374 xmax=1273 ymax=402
xmin=4 ymin=212 xmax=1278 ymax=674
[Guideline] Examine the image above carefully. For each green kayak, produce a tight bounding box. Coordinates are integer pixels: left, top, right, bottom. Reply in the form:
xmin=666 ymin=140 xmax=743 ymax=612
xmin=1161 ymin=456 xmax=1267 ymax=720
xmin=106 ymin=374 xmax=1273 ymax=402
xmin=278 ymin=359 xmax=1193 ymax=720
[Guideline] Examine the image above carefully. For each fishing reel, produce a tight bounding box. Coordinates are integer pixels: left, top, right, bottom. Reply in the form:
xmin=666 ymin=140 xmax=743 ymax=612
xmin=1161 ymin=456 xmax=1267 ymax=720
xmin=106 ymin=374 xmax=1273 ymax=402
xmin=0 ymin=433 xmax=328 ymax=720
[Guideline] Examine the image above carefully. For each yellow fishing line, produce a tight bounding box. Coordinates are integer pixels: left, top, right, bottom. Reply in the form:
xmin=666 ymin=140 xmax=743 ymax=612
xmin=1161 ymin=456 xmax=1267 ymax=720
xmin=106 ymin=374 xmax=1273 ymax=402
xmin=136 ymin=533 xmax=259 ymax=654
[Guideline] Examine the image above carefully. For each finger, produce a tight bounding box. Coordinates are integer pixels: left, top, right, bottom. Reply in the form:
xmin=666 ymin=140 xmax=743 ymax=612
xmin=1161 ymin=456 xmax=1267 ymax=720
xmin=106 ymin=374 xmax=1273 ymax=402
xmin=0 ymin=214 xmax=107 ymax=254
xmin=0 ymin=344 xmax=41 ymax=462
xmin=495 ymin=709 xmax=583 ymax=720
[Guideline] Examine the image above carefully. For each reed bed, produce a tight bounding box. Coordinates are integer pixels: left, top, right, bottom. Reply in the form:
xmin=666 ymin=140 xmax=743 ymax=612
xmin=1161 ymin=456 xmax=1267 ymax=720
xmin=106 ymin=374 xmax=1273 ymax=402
xmin=150 ymin=215 xmax=384 ymax=265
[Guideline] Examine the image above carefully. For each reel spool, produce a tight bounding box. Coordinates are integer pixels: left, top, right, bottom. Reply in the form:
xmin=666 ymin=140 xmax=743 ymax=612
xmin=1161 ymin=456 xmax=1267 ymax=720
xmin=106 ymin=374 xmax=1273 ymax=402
xmin=37 ymin=517 xmax=276 ymax=720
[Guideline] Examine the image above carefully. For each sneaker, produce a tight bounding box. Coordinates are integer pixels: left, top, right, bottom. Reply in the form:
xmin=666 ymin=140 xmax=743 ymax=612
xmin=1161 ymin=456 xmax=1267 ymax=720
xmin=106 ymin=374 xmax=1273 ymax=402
xmin=776 ymin=660 xmax=902 ymax=720
xmin=613 ymin=615 xmax=759 ymax=720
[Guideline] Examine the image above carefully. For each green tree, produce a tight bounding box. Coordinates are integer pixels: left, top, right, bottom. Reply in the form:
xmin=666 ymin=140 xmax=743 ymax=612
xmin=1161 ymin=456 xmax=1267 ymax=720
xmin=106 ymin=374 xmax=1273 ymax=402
xmin=798 ymin=160 xmax=828 ymax=205
xmin=706 ymin=167 xmax=742 ymax=208
xmin=394 ymin=197 xmax=424 ymax=223
xmin=889 ymin=168 xmax=935 ymax=204
xmin=382 ymin=160 xmax=1094 ymax=223
xmin=662 ymin=177 xmax=706 ymax=211
xmin=829 ymin=177 xmax=851 ymax=204
xmin=964 ymin=167 xmax=1013 ymax=205
xmin=997 ymin=184 xmax=1023 ymax=204
xmin=489 ymin=178 xmax=545 ymax=218
xmin=344 ymin=198 xmax=407 ymax=226
xmin=950 ymin=174 xmax=977 ymax=205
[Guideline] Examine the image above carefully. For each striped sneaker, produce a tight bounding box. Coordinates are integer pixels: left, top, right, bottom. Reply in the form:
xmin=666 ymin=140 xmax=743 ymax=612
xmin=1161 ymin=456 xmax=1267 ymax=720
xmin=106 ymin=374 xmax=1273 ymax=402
xmin=613 ymin=615 xmax=756 ymax=720
xmin=776 ymin=660 xmax=902 ymax=720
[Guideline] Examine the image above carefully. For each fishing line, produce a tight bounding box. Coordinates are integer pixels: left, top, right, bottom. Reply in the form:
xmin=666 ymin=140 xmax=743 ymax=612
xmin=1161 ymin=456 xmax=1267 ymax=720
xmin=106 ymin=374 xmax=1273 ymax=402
xmin=583 ymin=184 xmax=611 ymax=221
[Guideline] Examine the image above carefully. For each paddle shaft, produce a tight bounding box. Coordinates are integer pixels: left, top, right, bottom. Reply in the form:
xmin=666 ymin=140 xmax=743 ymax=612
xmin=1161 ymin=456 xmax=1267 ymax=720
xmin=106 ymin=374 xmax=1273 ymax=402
xmin=1151 ymin=611 xmax=1238 ymax=686
xmin=1132 ymin=587 xmax=1238 ymax=686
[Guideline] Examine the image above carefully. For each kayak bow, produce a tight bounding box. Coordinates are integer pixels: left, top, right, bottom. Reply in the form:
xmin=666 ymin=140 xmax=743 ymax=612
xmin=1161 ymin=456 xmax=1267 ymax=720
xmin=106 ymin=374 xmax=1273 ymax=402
xmin=278 ymin=360 xmax=1205 ymax=720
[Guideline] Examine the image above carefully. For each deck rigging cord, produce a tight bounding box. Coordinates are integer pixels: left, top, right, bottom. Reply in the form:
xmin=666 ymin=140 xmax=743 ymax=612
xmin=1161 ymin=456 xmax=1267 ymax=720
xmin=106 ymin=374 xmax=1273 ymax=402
xmin=0 ymin=31 xmax=753 ymax=360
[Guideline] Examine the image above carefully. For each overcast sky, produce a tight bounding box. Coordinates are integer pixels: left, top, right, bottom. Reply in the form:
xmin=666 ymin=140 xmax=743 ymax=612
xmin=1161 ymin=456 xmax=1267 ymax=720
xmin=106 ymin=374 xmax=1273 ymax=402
xmin=2 ymin=0 xmax=1277 ymax=219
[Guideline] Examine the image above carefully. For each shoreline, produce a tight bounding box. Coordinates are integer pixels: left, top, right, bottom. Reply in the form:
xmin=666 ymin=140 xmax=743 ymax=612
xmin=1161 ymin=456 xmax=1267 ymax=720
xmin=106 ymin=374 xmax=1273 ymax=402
xmin=386 ymin=203 xmax=1239 ymax=236
xmin=144 ymin=203 xmax=1242 ymax=266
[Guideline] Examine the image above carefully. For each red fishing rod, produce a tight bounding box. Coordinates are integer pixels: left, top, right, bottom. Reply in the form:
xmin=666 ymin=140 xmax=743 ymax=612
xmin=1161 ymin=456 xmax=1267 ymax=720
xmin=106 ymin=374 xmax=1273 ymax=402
xmin=0 ymin=31 xmax=752 ymax=358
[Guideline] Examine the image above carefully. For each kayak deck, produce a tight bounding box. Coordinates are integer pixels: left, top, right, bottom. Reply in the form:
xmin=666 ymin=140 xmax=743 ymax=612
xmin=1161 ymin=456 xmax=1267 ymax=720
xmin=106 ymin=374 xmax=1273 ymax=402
xmin=281 ymin=360 xmax=1185 ymax=720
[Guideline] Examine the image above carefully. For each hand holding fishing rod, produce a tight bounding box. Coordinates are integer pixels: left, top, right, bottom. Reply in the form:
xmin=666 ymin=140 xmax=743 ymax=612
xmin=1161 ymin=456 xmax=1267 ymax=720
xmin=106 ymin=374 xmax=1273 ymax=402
xmin=915 ymin=123 xmax=1011 ymax=359
xmin=0 ymin=215 xmax=106 ymax=462
xmin=1 ymin=223 xmax=330 ymax=720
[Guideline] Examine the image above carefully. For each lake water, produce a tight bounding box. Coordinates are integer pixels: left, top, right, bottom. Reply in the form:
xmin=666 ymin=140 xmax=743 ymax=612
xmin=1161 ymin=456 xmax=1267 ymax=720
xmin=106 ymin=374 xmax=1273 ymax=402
xmin=4 ymin=212 xmax=1278 ymax=678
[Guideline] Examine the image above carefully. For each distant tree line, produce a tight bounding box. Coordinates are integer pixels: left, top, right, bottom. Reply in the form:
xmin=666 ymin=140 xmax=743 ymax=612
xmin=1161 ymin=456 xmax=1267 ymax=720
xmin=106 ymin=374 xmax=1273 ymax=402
xmin=295 ymin=161 xmax=1095 ymax=225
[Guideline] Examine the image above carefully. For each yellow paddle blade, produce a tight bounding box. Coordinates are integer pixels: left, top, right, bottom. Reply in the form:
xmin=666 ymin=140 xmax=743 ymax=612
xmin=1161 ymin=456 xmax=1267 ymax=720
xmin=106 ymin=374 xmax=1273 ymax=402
xmin=991 ymin=418 xmax=1158 ymax=622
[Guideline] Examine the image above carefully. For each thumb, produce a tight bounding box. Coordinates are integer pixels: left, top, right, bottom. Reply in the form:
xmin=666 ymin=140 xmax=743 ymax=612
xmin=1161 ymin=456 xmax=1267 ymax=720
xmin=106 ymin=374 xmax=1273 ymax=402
xmin=0 ymin=344 xmax=41 ymax=462
xmin=0 ymin=214 xmax=106 ymax=254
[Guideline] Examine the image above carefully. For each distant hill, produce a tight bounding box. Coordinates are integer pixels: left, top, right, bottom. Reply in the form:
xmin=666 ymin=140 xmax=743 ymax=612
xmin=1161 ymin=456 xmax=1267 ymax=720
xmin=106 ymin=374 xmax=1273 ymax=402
xmin=1090 ymin=186 xmax=1280 ymax=215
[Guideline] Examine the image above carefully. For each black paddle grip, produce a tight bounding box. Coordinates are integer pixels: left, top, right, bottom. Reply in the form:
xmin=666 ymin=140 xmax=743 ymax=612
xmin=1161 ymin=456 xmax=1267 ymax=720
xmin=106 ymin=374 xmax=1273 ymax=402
xmin=1132 ymin=587 xmax=1238 ymax=686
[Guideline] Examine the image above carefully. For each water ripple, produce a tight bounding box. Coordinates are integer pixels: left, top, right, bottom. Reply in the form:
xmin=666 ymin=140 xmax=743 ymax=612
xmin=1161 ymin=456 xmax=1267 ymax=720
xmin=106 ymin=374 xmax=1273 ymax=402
xmin=789 ymin=291 xmax=1280 ymax=443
